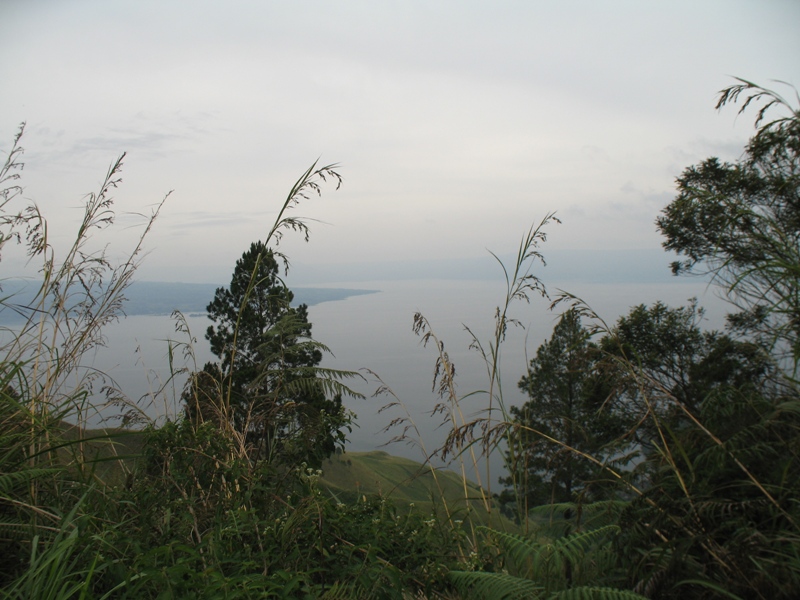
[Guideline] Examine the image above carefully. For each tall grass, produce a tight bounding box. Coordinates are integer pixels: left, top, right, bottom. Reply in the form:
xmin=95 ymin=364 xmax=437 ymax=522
xmin=1 ymin=127 xmax=164 ymax=429
xmin=377 ymin=213 xmax=561 ymax=547
xmin=0 ymin=123 xmax=170 ymax=592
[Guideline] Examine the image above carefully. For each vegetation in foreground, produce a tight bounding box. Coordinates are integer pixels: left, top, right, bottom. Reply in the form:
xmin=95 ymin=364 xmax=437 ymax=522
xmin=1 ymin=79 xmax=799 ymax=599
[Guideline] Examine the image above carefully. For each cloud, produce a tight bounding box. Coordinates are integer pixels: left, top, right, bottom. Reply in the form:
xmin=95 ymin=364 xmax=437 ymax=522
xmin=162 ymin=210 xmax=271 ymax=231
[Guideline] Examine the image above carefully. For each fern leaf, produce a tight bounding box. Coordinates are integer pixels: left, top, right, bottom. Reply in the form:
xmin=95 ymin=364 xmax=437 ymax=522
xmin=0 ymin=468 xmax=61 ymax=495
xmin=550 ymin=525 xmax=620 ymax=565
xmin=448 ymin=570 xmax=544 ymax=599
xmin=549 ymin=586 xmax=648 ymax=600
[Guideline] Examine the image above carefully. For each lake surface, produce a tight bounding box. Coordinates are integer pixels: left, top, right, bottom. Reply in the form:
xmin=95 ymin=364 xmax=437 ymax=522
xmin=80 ymin=276 xmax=729 ymax=486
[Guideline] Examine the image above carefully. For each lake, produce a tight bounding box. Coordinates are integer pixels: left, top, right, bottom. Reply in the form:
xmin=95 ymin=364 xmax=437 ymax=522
xmin=80 ymin=276 xmax=729 ymax=486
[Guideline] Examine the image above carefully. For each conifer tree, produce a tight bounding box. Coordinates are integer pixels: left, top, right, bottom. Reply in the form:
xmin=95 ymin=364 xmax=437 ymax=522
xmin=506 ymin=309 xmax=612 ymax=506
xmin=185 ymin=240 xmax=344 ymax=465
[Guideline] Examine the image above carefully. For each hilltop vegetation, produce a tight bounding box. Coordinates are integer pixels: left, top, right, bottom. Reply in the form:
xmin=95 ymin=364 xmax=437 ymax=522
xmin=2 ymin=80 xmax=800 ymax=599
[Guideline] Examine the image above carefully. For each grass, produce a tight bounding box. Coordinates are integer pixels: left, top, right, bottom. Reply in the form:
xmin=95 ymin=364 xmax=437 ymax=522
xmin=35 ymin=424 xmax=501 ymax=523
xmin=37 ymin=426 xmax=513 ymax=529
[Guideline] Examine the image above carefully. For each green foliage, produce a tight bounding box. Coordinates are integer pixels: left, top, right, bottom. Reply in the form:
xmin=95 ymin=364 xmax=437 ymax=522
xmin=205 ymin=242 xmax=307 ymax=375
xmin=525 ymin=500 xmax=628 ymax=539
xmin=184 ymin=163 xmax=362 ymax=469
xmin=613 ymin=382 xmax=800 ymax=599
xmin=551 ymin=296 xmax=798 ymax=598
xmin=0 ymin=123 xmax=165 ymax=590
xmin=606 ymin=81 xmax=800 ymax=599
xmin=448 ymin=570 xmax=544 ymax=599
xmin=0 ymin=497 xmax=129 ymax=600
xmin=98 ymin=423 xmax=463 ymax=598
xmin=596 ymin=301 xmax=771 ymax=456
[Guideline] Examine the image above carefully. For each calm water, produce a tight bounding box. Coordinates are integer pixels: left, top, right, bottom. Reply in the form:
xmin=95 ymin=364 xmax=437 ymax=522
xmin=81 ymin=277 xmax=728 ymax=484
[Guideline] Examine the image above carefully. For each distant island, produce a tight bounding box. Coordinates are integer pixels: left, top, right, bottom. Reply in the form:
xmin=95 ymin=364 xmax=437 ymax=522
xmin=0 ymin=280 xmax=380 ymax=322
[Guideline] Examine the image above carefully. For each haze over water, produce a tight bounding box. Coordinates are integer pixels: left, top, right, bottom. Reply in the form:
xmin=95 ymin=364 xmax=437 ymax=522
xmin=92 ymin=273 xmax=728 ymax=484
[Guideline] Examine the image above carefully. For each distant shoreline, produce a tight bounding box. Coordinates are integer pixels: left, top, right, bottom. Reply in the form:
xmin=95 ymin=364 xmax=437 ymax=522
xmin=0 ymin=280 xmax=380 ymax=323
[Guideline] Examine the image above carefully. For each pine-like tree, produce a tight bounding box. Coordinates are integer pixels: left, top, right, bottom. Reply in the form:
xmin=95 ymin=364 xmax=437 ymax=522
xmin=505 ymin=309 xmax=614 ymax=507
xmin=185 ymin=240 xmax=344 ymax=465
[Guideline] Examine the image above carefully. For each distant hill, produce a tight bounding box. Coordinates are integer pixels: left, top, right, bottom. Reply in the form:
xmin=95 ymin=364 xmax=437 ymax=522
xmin=0 ymin=280 xmax=379 ymax=322
xmin=123 ymin=281 xmax=379 ymax=315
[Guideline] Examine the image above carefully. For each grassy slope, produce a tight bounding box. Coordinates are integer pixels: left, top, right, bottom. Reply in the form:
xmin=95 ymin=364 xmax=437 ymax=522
xmin=320 ymin=450 xmax=476 ymax=502
xmin=57 ymin=424 xmax=145 ymax=485
xmin=320 ymin=450 xmax=515 ymax=529
xmin=54 ymin=427 xmax=472 ymax=503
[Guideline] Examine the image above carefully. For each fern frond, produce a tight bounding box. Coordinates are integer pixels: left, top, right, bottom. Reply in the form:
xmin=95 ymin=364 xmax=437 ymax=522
xmin=550 ymin=586 xmax=647 ymax=600
xmin=0 ymin=514 xmax=34 ymax=542
xmin=547 ymin=526 xmax=619 ymax=578
xmin=478 ymin=523 xmax=621 ymax=589
xmin=527 ymin=501 xmax=627 ymax=537
xmin=279 ymin=374 xmax=364 ymax=400
xmin=448 ymin=570 xmax=544 ymax=599
xmin=0 ymin=468 xmax=62 ymax=495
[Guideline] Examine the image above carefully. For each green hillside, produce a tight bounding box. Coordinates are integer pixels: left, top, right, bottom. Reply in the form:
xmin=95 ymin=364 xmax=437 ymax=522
xmin=57 ymin=424 xmax=146 ymax=485
xmin=320 ymin=450 xmax=514 ymax=529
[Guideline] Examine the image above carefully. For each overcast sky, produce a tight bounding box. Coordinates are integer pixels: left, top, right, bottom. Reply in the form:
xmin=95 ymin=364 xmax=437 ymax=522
xmin=1 ymin=0 xmax=799 ymax=284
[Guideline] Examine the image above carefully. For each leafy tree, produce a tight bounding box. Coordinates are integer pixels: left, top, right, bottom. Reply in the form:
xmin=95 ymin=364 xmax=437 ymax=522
xmin=185 ymin=241 xmax=346 ymax=466
xmin=597 ymin=301 xmax=771 ymax=473
xmin=656 ymin=79 xmax=800 ymax=372
xmin=598 ymin=300 xmax=711 ymax=443
xmin=505 ymin=309 xmax=620 ymax=508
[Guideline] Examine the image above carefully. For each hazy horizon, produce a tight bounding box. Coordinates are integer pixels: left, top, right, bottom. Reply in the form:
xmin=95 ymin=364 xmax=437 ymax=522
xmin=127 ymin=246 xmax=688 ymax=287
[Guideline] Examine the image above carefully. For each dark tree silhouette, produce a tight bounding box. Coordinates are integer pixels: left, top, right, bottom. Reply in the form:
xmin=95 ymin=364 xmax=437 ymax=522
xmin=505 ymin=309 xmax=614 ymax=507
xmin=185 ymin=241 xmax=344 ymax=465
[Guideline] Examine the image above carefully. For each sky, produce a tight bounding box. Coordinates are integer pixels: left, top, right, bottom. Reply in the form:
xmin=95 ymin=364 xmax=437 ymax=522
xmin=1 ymin=0 xmax=799 ymax=285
